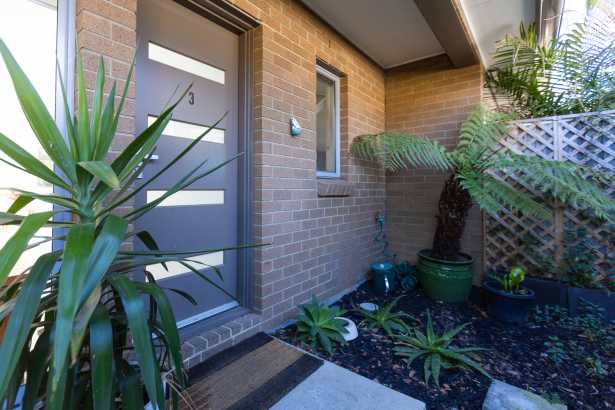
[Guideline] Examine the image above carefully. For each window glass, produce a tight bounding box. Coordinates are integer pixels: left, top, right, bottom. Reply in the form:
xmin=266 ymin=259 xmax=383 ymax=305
xmin=316 ymin=71 xmax=338 ymax=175
xmin=0 ymin=0 xmax=58 ymax=276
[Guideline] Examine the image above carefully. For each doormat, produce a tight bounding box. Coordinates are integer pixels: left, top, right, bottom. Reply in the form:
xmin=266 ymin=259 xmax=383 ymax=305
xmin=179 ymin=332 xmax=323 ymax=410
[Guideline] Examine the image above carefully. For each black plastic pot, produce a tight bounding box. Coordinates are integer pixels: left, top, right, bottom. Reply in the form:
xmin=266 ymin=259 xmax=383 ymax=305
xmin=484 ymin=280 xmax=536 ymax=324
xmin=568 ymin=286 xmax=615 ymax=321
xmin=523 ymin=276 xmax=568 ymax=307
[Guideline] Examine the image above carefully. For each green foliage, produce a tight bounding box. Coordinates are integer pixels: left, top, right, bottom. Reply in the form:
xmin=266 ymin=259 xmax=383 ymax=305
xmin=354 ymin=296 xmax=418 ymax=337
xmin=543 ymin=335 xmax=610 ymax=377
xmin=393 ymin=310 xmax=490 ymax=386
xmin=486 ymin=17 xmax=615 ymax=118
xmin=543 ymin=336 xmax=569 ymax=365
xmin=533 ymin=300 xmax=614 ymax=344
xmin=350 ymin=132 xmax=451 ymax=172
xmin=523 ymin=227 xmax=615 ymax=289
xmin=559 ymin=227 xmax=615 ymax=289
xmin=351 ymin=106 xmax=615 ymax=229
xmin=296 ymin=296 xmax=347 ymax=355
xmin=535 ymin=302 xmax=613 ymax=376
xmin=541 ymin=391 xmax=565 ymax=406
xmin=532 ymin=304 xmax=570 ymax=325
xmin=584 ymin=356 xmax=609 ymax=378
xmin=0 ymin=40 xmax=248 ymax=409
xmin=492 ymin=266 xmax=526 ymax=293
xmin=394 ymin=261 xmax=418 ymax=291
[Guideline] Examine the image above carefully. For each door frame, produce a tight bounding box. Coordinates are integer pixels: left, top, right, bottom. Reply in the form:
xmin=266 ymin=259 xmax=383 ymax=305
xmin=170 ymin=0 xmax=260 ymax=316
xmin=53 ymin=0 xmax=77 ymax=253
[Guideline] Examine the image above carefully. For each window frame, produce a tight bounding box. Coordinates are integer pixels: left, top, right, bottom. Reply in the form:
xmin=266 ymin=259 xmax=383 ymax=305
xmin=52 ymin=0 xmax=76 ymax=253
xmin=315 ymin=64 xmax=341 ymax=179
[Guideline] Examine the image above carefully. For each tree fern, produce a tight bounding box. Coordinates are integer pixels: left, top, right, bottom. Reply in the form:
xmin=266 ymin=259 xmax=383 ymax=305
xmin=453 ymin=106 xmax=510 ymax=167
xmin=351 ymin=132 xmax=451 ymax=171
xmin=350 ymin=105 xmax=615 ymax=260
xmin=457 ymin=169 xmax=552 ymax=220
xmin=493 ymin=154 xmax=615 ymax=221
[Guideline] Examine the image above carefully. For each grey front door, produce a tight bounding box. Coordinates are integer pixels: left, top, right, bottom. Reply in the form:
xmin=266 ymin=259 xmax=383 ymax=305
xmin=136 ymin=0 xmax=240 ymax=327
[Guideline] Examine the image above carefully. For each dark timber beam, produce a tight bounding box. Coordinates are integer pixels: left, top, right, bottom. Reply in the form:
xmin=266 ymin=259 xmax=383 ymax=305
xmin=414 ymin=0 xmax=479 ymax=68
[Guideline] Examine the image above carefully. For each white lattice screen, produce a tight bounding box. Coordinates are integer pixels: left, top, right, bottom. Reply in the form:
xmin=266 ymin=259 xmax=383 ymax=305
xmin=484 ymin=110 xmax=615 ymax=278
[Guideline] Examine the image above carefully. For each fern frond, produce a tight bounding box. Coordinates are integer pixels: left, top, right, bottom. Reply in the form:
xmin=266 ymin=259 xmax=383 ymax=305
xmin=454 ymin=106 xmax=510 ymax=162
xmin=350 ymin=132 xmax=452 ymax=172
xmin=487 ymin=15 xmax=615 ymax=118
xmin=456 ymin=170 xmax=551 ymax=220
xmin=493 ymin=153 xmax=615 ymax=222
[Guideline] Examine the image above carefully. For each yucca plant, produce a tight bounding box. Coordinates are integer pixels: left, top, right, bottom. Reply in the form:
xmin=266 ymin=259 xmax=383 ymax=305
xmin=354 ymin=296 xmax=418 ymax=337
xmin=0 ymin=39 xmax=247 ymax=409
xmin=486 ymin=15 xmax=615 ymax=118
xmin=296 ymin=296 xmax=347 ymax=355
xmin=351 ymin=106 xmax=615 ymax=262
xmin=394 ymin=311 xmax=490 ymax=387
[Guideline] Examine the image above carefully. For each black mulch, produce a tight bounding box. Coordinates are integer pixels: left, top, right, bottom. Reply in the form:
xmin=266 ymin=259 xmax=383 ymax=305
xmin=274 ymin=283 xmax=615 ymax=410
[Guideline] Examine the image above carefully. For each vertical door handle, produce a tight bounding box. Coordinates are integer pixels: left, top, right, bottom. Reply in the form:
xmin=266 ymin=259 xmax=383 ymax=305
xmin=137 ymin=154 xmax=159 ymax=179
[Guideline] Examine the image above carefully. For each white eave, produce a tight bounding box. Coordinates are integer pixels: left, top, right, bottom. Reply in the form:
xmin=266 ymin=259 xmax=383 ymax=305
xmin=300 ymin=0 xmax=543 ymax=70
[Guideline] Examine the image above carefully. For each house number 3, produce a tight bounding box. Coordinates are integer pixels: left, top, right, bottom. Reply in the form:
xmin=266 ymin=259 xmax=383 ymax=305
xmin=188 ymin=92 xmax=195 ymax=106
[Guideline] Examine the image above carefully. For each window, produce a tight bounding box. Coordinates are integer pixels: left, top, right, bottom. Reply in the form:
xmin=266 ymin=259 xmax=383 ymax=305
xmin=316 ymin=65 xmax=340 ymax=178
xmin=0 ymin=0 xmax=73 ymax=276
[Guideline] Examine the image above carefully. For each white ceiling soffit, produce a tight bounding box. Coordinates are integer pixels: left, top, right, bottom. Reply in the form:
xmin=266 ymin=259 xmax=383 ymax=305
xmin=300 ymin=0 xmax=444 ymax=69
xmin=459 ymin=0 xmax=536 ymax=67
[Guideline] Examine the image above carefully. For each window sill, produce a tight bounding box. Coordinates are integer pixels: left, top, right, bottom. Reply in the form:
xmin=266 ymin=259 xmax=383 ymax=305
xmin=317 ymin=179 xmax=354 ymax=197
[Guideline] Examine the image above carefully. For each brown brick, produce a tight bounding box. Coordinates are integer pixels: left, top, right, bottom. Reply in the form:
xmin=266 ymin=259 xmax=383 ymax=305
xmin=385 ymin=55 xmax=483 ymax=279
xmin=111 ymin=23 xmax=136 ymax=47
xmin=70 ymin=0 xmax=473 ymax=369
xmin=76 ymin=10 xmax=112 ymax=38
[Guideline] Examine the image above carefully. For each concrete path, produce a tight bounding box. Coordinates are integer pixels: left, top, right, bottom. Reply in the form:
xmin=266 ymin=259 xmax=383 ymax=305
xmin=270 ymin=361 xmax=426 ymax=410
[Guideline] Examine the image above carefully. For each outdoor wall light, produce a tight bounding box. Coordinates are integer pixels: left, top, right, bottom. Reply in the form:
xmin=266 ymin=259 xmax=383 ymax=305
xmin=290 ymin=117 xmax=301 ymax=137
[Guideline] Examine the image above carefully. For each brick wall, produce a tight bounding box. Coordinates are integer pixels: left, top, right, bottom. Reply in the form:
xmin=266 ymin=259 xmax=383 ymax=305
xmin=76 ymin=0 xmax=136 ymax=220
xmin=384 ymin=55 xmax=484 ymax=279
xmin=76 ymin=0 xmax=136 ymax=152
xmin=74 ymin=0 xmax=485 ymax=369
xmin=227 ymin=0 xmax=386 ymax=322
xmin=76 ymin=0 xmax=386 ymax=366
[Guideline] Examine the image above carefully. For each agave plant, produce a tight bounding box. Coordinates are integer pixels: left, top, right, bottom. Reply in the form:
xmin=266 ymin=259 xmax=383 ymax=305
xmin=296 ymin=296 xmax=347 ymax=355
xmin=0 ymin=39 xmax=245 ymax=409
xmin=354 ymin=296 xmax=418 ymax=337
xmin=394 ymin=310 xmax=490 ymax=387
xmin=486 ymin=16 xmax=615 ymax=118
xmin=351 ymin=106 xmax=615 ymax=261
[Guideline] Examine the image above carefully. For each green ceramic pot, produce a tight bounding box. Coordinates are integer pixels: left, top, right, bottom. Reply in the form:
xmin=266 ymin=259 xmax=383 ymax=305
xmin=417 ymin=249 xmax=474 ymax=302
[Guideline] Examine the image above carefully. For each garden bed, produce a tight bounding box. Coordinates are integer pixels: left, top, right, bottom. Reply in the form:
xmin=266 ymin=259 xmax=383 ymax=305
xmin=275 ymin=283 xmax=615 ymax=409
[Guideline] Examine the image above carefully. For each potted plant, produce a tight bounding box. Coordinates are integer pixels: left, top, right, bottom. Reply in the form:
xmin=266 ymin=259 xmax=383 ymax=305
xmin=0 ymin=40 xmax=248 ymax=408
xmin=351 ymin=107 xmax=615 ymax=302
xmin=522 ymin=227 xmax=615 ymax=321
xmin=484 ymin=267 xmax=535 ymax=323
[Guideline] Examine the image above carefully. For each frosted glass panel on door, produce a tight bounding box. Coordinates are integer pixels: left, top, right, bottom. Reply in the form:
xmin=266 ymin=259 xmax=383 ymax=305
xmin=147 ymin=190 xmax=225 ymax=207
xmin=147 ymin=252 xmax=224 ymax=280
xmin=148 ymin=115 xmax=225 ymax=143
xmin=148 ymin=42 xmax=225 ymax=85
xmin=0 ymin=0 xmax=57 ymax=276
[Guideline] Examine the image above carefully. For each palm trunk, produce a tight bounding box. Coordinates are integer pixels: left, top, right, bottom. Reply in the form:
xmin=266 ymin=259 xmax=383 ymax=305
xmin=431 ymin=174 xmax=473 ymax=261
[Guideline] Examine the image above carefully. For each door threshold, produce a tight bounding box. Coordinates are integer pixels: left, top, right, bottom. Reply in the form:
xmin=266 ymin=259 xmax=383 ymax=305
xmin=177 ymin=301 xmax=240 ymax=329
